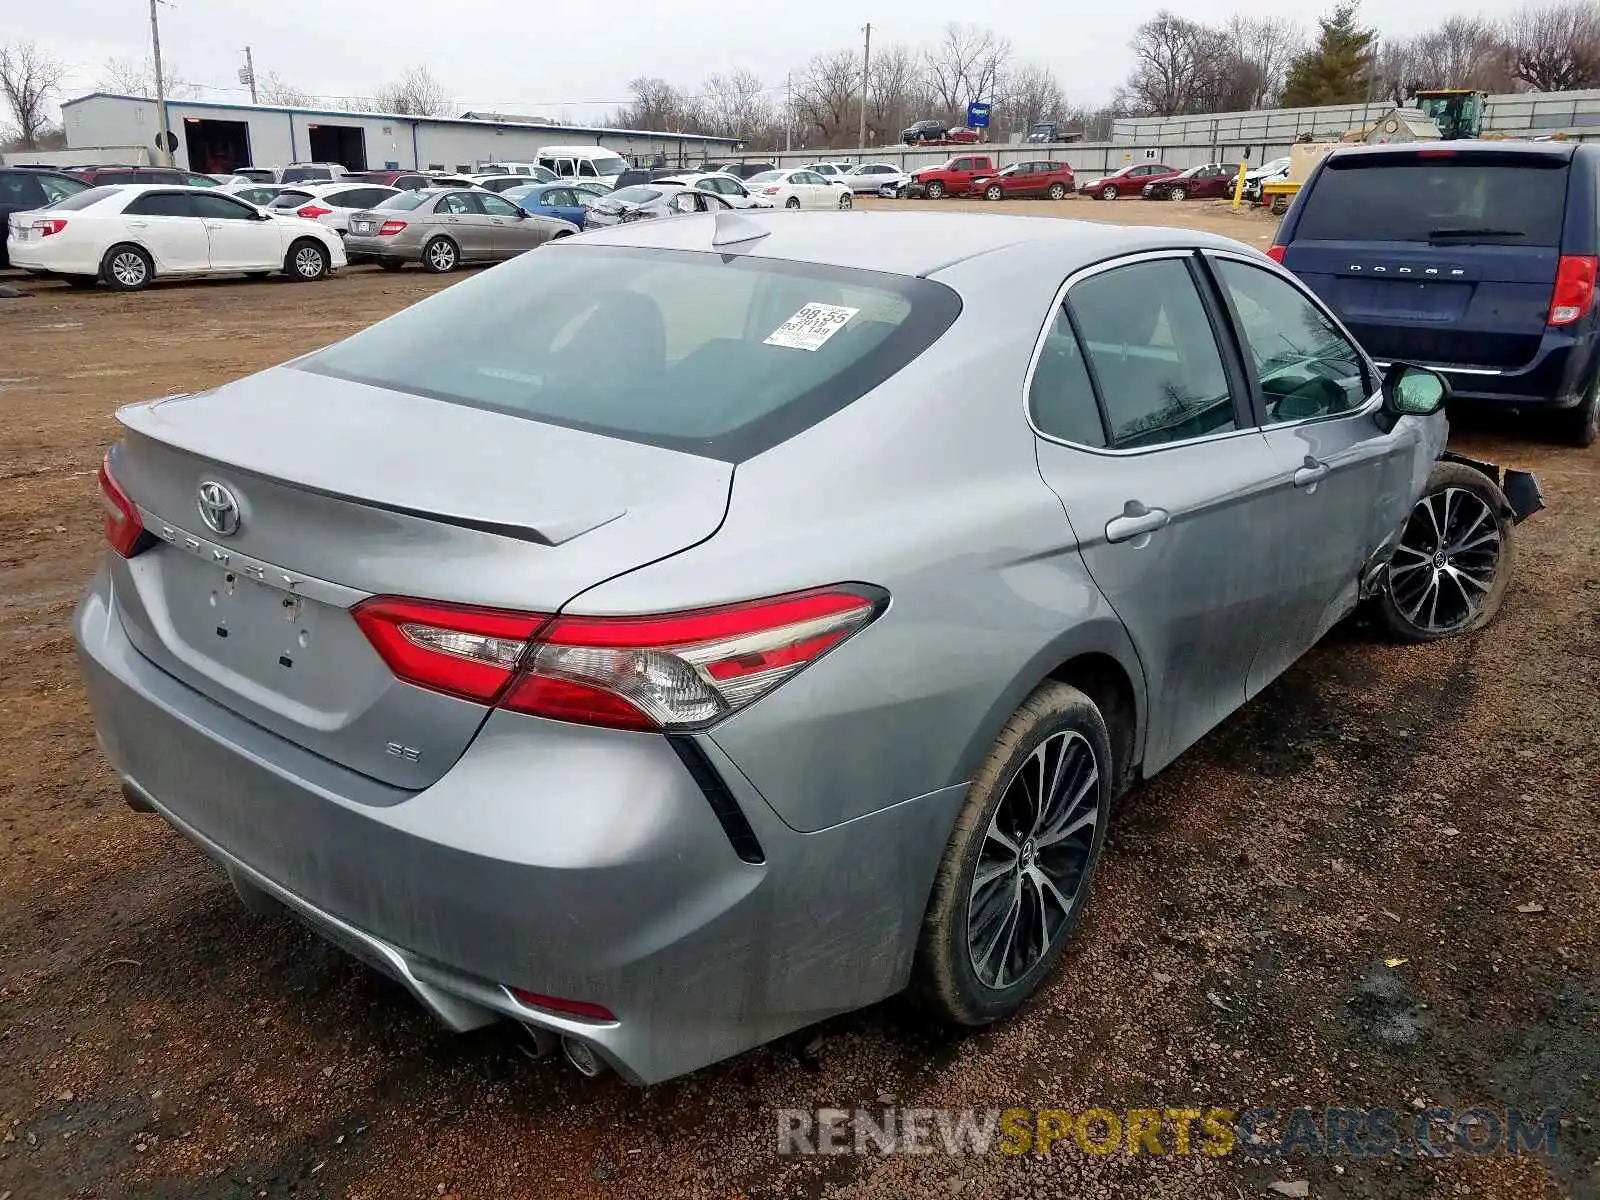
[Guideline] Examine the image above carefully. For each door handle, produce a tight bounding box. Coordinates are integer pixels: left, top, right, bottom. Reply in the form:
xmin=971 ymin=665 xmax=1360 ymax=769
xmin=1105 ymin=501 xmax=1170 ymax=544
xmin=1294 ymin=456 xmax=1331 ymax=488
xmin=126 ymin=220 xmax=147 ymax=228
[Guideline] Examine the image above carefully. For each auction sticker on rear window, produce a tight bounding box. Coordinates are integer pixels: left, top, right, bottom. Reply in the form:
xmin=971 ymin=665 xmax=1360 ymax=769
xmin=764 ymin=302 xmax=861 ymax=352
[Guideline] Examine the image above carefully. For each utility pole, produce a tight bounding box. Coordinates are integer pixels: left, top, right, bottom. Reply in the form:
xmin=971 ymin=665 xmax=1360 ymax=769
xmin=785 ymin=71 xmax=792 ymax=152
xmin=148 ymin=0 xmax=172 ymax=166
xmin=243 ymin=45 xmax=257 ymax=104
xmin=858 ymin=22 xmax=872 ymax=150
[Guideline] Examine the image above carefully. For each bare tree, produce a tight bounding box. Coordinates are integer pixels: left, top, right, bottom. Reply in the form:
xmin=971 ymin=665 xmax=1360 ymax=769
xmin=793 ymin=48 xmax=861 ymax=147
xmin=1123 ymin=12 xmax=1233 ymax=116
xmin=97 ymin=55 xmax=202 ymax=100
xmin=1000 ymin=62 xmax=1067 ymax=138
xmin=613 ymin=76 xmax=687 ymax=130
xmin=0 ymin=40 xmax=67 ymax=149
xmin=256 ymin=71 xmax=315 ymax=107
xmin=924 ymin=23 xmax=1010 ymax=123
xmin=1503 ymin=1 xmax=1600 ymax=91
xmin=1225 ymin=16 xmax=1305 ymax=108
xmin=372 ymin=65 xmax=452 ymax=116
xmin=867 ymin=42 xmax=926 ymax=143
xmin=700 ymin=68 xmax=773 ymax=141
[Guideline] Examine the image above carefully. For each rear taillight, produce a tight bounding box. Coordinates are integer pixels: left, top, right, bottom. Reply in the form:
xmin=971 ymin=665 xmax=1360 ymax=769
xmin=98 ymin=455 xmax=147 ymax=558
xmin=296 ymin=204 xmax=333 ymax=219
xmin=1265 ymin=244 xmax=1287 ymax=263
xmin=762 ymin=186 xmax=779 ymax=195
xmin=352 ymin=587 xmax=882 ymax=732
xmin=377 ymin=219 xmax=407 ymax=236
xmin=1548 ymin=255 xmax=1598 ymax=326
xmin=31 ymin=218 xmax=68 ymax=236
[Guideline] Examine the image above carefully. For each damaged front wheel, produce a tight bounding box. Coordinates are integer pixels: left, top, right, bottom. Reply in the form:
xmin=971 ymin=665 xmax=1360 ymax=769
xmin=1376 ymin=462 xmax=1515 ymax=643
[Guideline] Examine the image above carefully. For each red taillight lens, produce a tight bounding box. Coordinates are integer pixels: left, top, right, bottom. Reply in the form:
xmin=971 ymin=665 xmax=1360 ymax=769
xmin=296 ymin=204 xmax=333 ymax=219
xmin=98 ymin=455 xmax=147 ymax=558
xmin=353 ymin=587 xmax=882 ymax=731
xmin=31 ymin=218 xmax=68 ymax=236
xmin=1265 ymin=244 xmax=1287 ymax=263
xmin=762 ymin=186 xmax=779 ymax=194
xmin=508 ymin=989 xmax=616 ymax=1023
xmin=1548 ymin=254 xmax=1598 ymax=326
xmin=377 ymin=219 xmax=407 ymax=236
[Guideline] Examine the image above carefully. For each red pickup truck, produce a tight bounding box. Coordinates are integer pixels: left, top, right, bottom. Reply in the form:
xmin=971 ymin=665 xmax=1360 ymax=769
xmin=911 ymin=154 xmax=998 ymax=199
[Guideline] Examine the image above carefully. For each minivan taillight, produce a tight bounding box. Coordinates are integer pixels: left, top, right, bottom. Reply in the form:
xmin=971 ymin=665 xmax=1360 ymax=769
xmin=98 ymin=455 xmax=148 ymax=558
xmin=1548 ymin=255 xmax=1598 ymax=326
xmin=352 ymin=587 xmax=882 ymax=732
xmin=1265 ymin=244 xmax=1287 ymax=263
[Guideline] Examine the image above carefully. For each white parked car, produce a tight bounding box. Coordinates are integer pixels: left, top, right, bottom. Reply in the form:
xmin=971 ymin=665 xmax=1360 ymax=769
xmin=652 ymin=172 xmax=771 ymax=209
xmin=742 ymin=169 xmax=855 ymax=210
xmin=264 ymin=181 xmax=402 ymax=235
xmin=802 ymin=162 xmax=856 ymax=182
xmin=844 ymin=162 xmax=913 ymax=194
xmin=279 ymin=162 xmax=350 ymax=184
xmin=5 ymin=184 xmax=345 ymax=291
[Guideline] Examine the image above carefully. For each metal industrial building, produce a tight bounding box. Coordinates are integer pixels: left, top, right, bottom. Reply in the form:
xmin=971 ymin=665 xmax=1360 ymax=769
xmin=58 ymin=92 xmax=741 ymax=174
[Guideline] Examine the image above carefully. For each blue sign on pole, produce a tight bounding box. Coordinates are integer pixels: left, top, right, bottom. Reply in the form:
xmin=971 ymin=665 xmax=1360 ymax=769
xmin=966 ymin=101 xmax=991 ymax=129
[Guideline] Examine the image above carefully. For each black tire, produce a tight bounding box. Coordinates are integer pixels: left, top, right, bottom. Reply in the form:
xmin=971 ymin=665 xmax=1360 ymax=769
xmin=285 ymin=238 xmax=328 ymax=281
xmin=914 ymin=681 xmax=1112 ymax=1026
xmin=1047 ymin=182 xmax=1067 ymax=200
xmin=1169 ymin=185 xmax=1187 ymax=202
xmin=1552 ymin=376 xmax=1599 ymax=447
xmin=985 ymin=184 xmax=1003 ymax=201
xmin=924 ymin=181 xmax=945 ymax=199
xmin=1375 ymin=461 xmax=1515 ymax=643
xmin=64 ymin=275 xmax=98 ymax=290
xmin=1099 ymin=185 xmax=1118 ymax=201
xmin=100 ymin=244 xmax=153 ymax=292
xmin=376 ymin=259 xmax=404 ymax=272
xmin=421 ymin=236 xmax=459 ymax=273
xmin=552 ymin=230 xmax=574 ymax=239
xmin=784 ymin=196 xmax=801 ymax=210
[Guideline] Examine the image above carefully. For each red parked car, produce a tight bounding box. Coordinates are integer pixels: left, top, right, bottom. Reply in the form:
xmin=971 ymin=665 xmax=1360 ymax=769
xmin=910 ymin=154 xmax=998 ymax=199
xmin=1141 ymin=162 xmax=1241 ymax=201
xmin=1077 ymin=161 xmax=1180 ymax=200
xmin=969 ymin=160 xmax=1076 ymax=200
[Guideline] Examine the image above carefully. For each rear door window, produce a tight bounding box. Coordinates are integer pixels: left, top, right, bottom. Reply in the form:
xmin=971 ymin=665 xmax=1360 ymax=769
xmin=0 ymin=172 xmax=46 ymax=208
xmin=124 ymin=191 xmax=195 ymax=218
xmin=1295 ymin=154 xmax=1570 ymax=245
xmin=1068 ymin=257 xmax=1238 ymax=449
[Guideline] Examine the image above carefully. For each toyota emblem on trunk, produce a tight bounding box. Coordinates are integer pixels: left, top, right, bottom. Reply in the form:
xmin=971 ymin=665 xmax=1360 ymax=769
xmin=196 ymin=481 xmax=241 ymax=537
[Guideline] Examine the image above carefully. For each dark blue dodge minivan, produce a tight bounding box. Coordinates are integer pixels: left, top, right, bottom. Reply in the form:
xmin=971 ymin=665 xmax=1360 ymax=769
xmin=1270 ymin=141 xmax=1600 ymax=446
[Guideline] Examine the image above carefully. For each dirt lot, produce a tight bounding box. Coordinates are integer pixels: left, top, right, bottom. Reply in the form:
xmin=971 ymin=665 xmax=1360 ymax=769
xmin=0 ymin=197 xmax=1596 ymax=1200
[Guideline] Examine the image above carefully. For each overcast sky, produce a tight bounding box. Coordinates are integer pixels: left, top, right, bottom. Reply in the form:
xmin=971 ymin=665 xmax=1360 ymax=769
xmin=19 ymin=0 xmax=1529 ymax=124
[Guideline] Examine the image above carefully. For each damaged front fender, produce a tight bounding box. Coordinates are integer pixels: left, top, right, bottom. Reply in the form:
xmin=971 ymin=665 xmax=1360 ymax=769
xmin=1438 ymin=450 xmax=1545 ymax=525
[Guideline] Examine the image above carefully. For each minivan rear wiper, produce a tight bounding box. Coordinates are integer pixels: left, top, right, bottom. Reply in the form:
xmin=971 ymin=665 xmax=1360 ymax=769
xmin=1427 ymin=227 xmax=1525 ymax=240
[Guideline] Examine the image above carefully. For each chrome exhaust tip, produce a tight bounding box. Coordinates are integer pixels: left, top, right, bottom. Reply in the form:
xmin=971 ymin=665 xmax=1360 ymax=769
xmin=561 ymin=1036 xmax=604 ymax=1077
xmin=121 ymin=780 xmax=157 ymax=814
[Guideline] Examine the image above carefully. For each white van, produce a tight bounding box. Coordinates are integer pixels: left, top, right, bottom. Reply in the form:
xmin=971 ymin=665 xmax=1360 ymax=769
xmin=534 ymin=145 xmax=630 ymax=187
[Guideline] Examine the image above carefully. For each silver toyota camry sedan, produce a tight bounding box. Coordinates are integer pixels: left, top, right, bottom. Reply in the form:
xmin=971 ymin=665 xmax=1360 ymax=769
xmin=75 ymin=210 xmax=1536 ymax=1084
xmin=343 ymin=187 xmax=577 ymax=273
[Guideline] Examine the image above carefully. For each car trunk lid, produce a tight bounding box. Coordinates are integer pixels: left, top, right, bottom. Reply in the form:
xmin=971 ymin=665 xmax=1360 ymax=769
xmin=108 ymin=366 xmax=732 ymax=789
xmin=1284 ymin=149 xmax=1571 ymax=369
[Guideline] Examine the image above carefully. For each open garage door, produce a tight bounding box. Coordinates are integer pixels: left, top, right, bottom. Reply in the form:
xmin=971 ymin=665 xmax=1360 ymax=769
xmin=306 ymin=124 xmax=368 ymax=170
xmin=184 ymin=118 xmax=252 ymax=174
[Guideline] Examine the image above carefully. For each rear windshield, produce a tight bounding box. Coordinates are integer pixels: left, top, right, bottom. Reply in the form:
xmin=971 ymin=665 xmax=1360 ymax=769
xmin=376 ymin=191 xmax=431 ymax=211
xmin=1296 ymin=154 xmax=1570 ymax=245
xmin=50 ymin=185 xmax=121 ymax=211
xmin=298 ymin=245 xmax=961 ymax=461
xmin=607 ymin=185 xmax=661 ymax=204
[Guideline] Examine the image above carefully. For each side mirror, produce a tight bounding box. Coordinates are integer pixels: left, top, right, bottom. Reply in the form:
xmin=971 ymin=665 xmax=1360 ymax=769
xmin=1382 ymin=362 xmax=1450 ymax=417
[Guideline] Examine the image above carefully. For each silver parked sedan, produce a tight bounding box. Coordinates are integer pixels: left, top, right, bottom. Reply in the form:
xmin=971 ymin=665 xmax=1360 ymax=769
xmin=343 ymin=187 xmax=577 ymax=272
xmin=75 ymin=211 xmax=1535 ymax=1085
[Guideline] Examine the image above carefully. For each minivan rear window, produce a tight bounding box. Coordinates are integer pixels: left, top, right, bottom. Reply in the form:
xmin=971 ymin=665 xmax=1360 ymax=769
xmin=298 ymin=244 xmax=962 ymax=461
xmin=1295 ymin=153 xmax=1570 ymax=246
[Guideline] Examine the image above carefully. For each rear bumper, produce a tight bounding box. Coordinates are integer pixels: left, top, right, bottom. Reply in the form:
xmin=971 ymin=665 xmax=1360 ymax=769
xmin=74 ymin=565 xmax=962 ymax=1083
xmin=1373 ymin=331 xmax=1596 ymax=409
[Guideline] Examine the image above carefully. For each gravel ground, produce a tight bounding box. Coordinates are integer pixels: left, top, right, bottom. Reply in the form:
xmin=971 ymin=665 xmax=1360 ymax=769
xmin=0 ymin=197 xmax=1595 ymax=1200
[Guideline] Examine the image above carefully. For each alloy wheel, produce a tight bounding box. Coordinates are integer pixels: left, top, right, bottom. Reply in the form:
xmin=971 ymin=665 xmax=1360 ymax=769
xmin=294 ymin=245 xmax=325 ymax=278
xmin=1170 ymin=186 xmax=1187 ymax=201
xmin=966 ymin=730 xmax=1101 ymax=989
xmin=428 ymin=239 xmax=456 ymax=270
xmin=1387 ymin=487 xmax=1502 ymax=634
xmin=111 ymin=251 xmax=147 ymax=288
